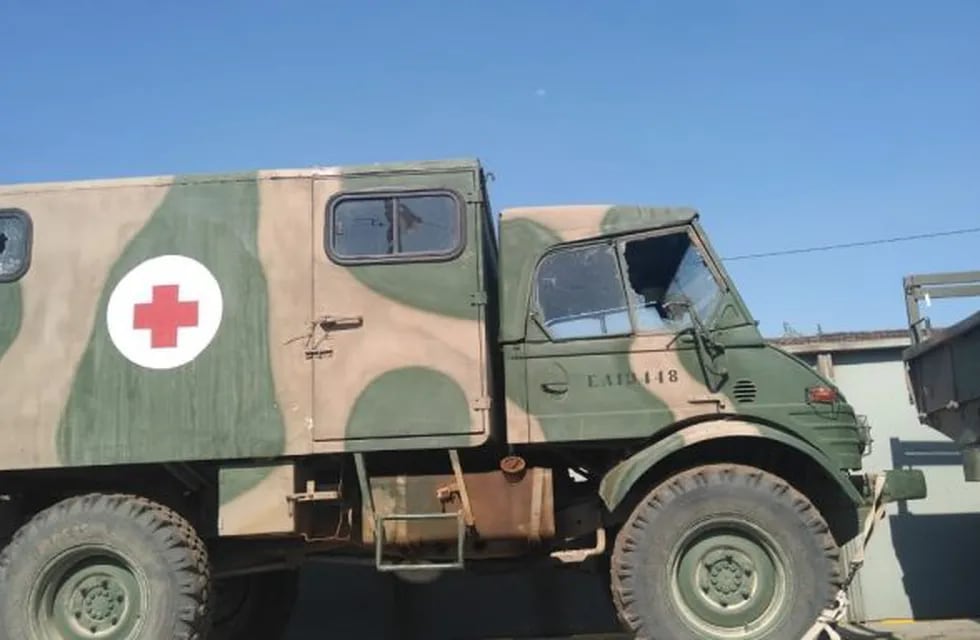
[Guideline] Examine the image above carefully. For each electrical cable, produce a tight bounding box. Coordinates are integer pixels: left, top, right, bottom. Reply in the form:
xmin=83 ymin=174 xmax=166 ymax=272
xmin=723 ymin=226 xmax=980 ymax=262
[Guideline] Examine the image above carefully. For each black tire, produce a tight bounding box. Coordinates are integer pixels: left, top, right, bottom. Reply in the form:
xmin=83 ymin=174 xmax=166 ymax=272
xmin=610 ymin=463 xmax=841 ymax=640
xmin=209 ymin=569 xmax=299 ymax=640
xmin=0 ymin=493 xmax=211 ymax=640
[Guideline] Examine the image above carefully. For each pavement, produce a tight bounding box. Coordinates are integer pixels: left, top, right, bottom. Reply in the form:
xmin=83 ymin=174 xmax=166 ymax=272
xmin=840 ymin=619 xmax=980 ymax=639
xmin=282 ymin=564 xmax=980 ymax=639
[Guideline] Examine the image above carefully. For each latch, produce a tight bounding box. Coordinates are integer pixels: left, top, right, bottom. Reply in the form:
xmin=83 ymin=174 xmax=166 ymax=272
xmin=285 ymin=315 xmax=364 ymax=359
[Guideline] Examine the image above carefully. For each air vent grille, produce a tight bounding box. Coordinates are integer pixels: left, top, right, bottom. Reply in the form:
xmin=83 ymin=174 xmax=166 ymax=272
xmin=733 ymin=379 xmax=758 ymax=404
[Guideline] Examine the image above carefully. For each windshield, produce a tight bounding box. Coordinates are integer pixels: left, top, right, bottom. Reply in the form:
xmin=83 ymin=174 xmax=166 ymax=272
xmin=532 ymin=230 xmax=727 ymax=341
xmin=621 ymin=232 xmax=725 ymax=333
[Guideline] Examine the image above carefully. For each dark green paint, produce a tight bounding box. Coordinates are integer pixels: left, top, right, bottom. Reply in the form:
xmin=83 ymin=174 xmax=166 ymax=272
xmin=337 ymin=166 xmax=483 ymax=321
xmin=345 ymin=367 xmax=472 ymax=440
xmin=598 ymin=421 xmax=867 ymax=511
xmin=498 ymin=217 xmax=563 ymax=344
xmin=522 ymin=335 xmax=703 ymax=442
xmin=219 ymin=465 xmax=285 ymax=507
xmin=674 ymin=527 xmax=783 ymax=631
xmin=0 ymin=282 xmax=21 ymax=362
xmin=57 ymin=175 xmax=285 ymax=487
xmin=882 ymin=468 xmax=928 ymax=502
xmin=599 ymin=205 xmax=697 ymax=237
xmin=347 ymin=258 xmax=480 ymax=321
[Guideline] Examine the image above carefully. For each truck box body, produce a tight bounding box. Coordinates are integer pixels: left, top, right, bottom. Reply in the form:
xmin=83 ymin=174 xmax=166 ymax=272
xmin=0 ymin=160 xmax=495 ymax=475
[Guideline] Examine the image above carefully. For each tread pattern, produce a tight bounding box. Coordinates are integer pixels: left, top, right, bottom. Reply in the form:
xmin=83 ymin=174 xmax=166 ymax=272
xmin=610 ymin=463 xmax=842 ymax=639
xmin=0 ymin=493 xmax=211 ymax=640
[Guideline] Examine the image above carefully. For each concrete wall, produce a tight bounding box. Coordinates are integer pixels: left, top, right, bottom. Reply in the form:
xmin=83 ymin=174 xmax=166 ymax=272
xmin=797 ymin=346 xmax=980 ymax=622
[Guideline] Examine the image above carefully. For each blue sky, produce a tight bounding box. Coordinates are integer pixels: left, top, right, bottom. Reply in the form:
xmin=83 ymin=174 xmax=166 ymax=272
xmin=2 ymin=1 xmax=978 ymax=337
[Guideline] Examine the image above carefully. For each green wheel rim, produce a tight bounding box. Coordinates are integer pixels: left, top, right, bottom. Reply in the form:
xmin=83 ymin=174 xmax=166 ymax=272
xmin=669 ymin=517 xmax=788 ymax=638
xmin=29 ymin=545 xmax=147 ymax=639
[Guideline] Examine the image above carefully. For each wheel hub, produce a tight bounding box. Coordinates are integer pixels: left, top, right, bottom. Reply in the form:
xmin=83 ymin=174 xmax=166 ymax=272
xmin=700 ymin=549 xmax=755 ymax=607
xmin=71 ymin=575 xmax=127 ymax=632
xmin=673 ymin=525 xmax=786 ymax=636
xmin=30 ymin=548 xmax=145 ymax=639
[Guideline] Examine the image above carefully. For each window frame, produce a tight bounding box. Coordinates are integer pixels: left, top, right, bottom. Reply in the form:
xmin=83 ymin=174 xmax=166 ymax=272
xmin=615 ymin=225 xmax=728 ymax=337
xmin=0 ymin=208 xmax=33 ymax=284
xmin=530 ymin=238 xmax=634 ymax=343
xmin=529 ymin=224 xmax=729 ymax=343
xmin=324 ymin=188 xmax=467 ymax=266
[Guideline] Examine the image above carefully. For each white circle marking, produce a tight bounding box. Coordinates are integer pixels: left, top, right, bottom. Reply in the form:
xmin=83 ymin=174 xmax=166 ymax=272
xmin=106 ymin=255 xmax=223 ymax=370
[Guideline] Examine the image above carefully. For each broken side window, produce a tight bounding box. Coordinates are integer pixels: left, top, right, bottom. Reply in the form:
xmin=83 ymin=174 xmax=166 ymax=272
xmin=621 ymin=232 xmax=723 ymax=333
xmin=534 ymin=242 xmax=630 ymax=340
xmin=0 ymin=210 xmax=31 ymax=283
xmin=328 ymin=192 xmax=462 ymax=262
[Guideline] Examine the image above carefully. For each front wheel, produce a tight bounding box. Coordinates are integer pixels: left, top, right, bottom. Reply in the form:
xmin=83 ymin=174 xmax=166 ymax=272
xmin=610 ymin=463 xmax=841 ymax=640
xmin=0 ymin=493 xmax=212 ymax=640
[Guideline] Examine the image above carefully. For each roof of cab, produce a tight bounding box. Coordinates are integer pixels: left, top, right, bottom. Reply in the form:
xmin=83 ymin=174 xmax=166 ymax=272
xmin=499 ymin=204 xmax=698 ymax=242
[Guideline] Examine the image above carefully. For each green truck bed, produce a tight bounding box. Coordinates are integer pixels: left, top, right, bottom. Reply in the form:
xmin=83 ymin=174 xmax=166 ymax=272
xmin=903 ymin=271 xmax=980 ymax=479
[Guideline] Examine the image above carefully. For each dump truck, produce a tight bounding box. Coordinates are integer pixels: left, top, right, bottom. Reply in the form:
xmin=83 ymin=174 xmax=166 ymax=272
xmin=903 ymin=270 xmax=980 ymax=480
xmin=0 ymin=158 xmax=925 ymax=640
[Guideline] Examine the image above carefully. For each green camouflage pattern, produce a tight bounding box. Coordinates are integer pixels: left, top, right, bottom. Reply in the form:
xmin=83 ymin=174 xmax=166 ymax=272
xmin=498 ymin=205 xmax=863 ymax=469
xmin=0 ymin=157 xmax=868 ymax=536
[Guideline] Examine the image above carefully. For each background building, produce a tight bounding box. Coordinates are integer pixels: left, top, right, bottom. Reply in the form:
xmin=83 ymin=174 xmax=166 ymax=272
xmin=775 ymin=329 xmax=980 ymax=623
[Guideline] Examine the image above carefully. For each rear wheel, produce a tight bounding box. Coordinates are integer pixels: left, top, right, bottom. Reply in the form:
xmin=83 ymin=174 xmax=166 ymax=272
xmin=610 ymin=463 xmax=841 ymax=640
xmin=0 ymin=493 xmax=211 ymax=640
xmin=210 ymin=569 xmax=299 ymax=640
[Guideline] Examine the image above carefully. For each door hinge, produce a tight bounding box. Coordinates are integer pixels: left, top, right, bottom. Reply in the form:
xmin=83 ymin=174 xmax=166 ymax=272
xmin=471 ymin=396 xmax=492 ymax=411
xmin=470 ymin=291 xmax=488 ymax=306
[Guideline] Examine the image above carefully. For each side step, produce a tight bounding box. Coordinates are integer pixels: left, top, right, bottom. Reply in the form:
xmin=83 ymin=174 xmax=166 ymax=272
xmin=374 ymin=511 xmax=466 ymax=572
xmin=355 ymin=452 xmax=469 ymax=573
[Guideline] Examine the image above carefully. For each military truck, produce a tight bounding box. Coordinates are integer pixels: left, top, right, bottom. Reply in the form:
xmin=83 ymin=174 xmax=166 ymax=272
xmin=0 ymin=158 xmax=924 ymax=640
xmin=903 ymin=270 xmax=980 ymax=480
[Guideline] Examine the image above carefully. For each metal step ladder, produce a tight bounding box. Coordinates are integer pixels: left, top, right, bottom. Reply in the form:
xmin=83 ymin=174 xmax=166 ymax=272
xmin=355 ymin=452 xmax=471 ymax=573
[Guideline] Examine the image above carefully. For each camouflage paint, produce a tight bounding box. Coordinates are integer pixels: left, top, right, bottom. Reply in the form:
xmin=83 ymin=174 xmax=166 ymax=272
xmin=0 ymin=283 xmax=20 ymax=361
xmin=56 ymin=174 xmax=285 ymax=472
xmin=308 ymin=168 xmax=489 ymax=450
xmin=598 ymin=420 xmax=867 ymax=512
xmin=498 ymin=216 xmax=563 ymax=344
xmin=599 ymin=205 xmax=696 ymax=236
xmin=0 ymin=160 xmax=864 ymax=511
xmin=346 ymin=367 xmax=472 ymax=439
xmin=0 ymin=177 xmax=173 ymax=468
xmin=496 ymin=204 xmax=863 ymax=474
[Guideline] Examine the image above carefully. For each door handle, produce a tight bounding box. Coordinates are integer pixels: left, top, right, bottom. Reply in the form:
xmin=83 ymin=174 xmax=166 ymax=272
xmin=285 ymin=315 xmax=364 ymax=360
xmin=541 ymin=381 xmax=569 ymax=394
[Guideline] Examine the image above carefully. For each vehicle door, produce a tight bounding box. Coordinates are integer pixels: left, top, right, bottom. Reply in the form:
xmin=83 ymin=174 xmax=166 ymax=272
xmin=309 ymin=174 xmax=488 ymax=446
xmin=523 ymin=226 xmax=728 ymax=442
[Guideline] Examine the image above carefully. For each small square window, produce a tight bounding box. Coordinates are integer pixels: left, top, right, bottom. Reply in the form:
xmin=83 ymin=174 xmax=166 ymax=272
xmin=0 ymin=209 xmax=32 ymax=283
xmin=327 ymin=192 xmax=462 ymax=263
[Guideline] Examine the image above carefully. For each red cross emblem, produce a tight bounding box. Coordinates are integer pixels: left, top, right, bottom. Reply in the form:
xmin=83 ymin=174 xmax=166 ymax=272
xmin=132 ymin=284 xmax=200 ymax=349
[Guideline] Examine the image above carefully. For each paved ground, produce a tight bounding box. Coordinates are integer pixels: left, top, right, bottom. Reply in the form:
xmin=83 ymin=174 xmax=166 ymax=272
xmin=282 ymin=564 xmax=980 ymax=639
xmin=840 ymin=619 xmax=980 ymax=639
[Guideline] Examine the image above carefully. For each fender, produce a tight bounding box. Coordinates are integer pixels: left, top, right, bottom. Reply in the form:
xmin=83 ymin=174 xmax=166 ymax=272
xmin=598 ymin=419 xmax=866 ymax=512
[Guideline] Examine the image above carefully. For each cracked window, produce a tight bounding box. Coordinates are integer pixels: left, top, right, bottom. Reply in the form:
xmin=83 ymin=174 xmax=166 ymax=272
xmin=328 ymin=193 xmax=461 ymax=262
xmin=0 ymin=210 xmax=31 ymax=282
xmin=534 ymin=243 xmax=630 ymax=340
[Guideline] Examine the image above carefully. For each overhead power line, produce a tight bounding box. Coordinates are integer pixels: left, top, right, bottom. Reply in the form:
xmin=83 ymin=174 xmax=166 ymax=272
xmin=723 ymin=226 xmax=980 ymax=262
